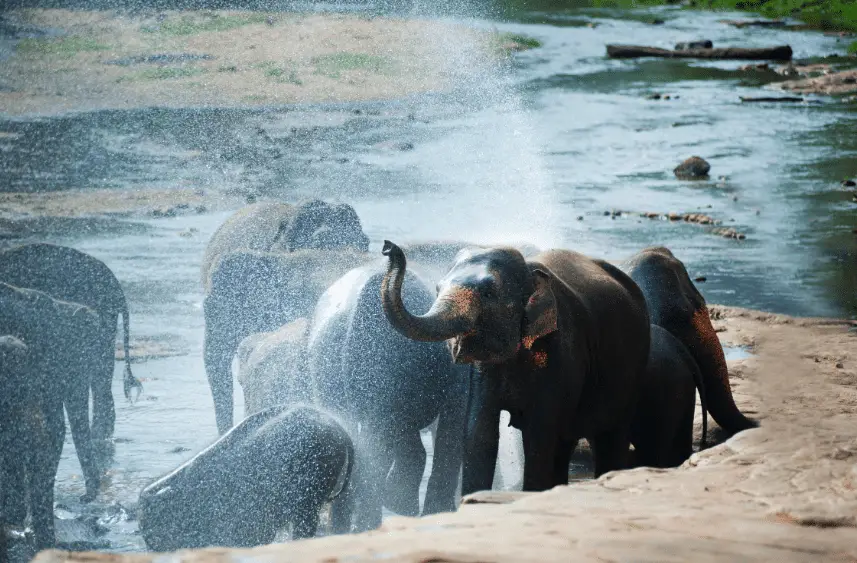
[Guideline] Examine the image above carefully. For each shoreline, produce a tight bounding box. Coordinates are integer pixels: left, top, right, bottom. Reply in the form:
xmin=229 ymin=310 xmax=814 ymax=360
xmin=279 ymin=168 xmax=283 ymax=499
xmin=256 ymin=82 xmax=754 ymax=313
xmin=33 ymin=304 xmax=857 ymax=561
xmin=0 ymin=9 xmax=535 ymax=118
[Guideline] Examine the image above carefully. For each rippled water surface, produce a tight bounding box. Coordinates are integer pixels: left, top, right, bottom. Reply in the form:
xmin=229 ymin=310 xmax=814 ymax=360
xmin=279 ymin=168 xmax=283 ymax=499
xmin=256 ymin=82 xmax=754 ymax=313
xmin=2 ymin=0 xmax=856 ymax=555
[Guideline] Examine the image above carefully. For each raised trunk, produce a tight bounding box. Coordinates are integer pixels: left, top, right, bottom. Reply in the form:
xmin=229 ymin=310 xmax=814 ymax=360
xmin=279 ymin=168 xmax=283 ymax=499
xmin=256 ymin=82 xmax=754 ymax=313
xmin=381 ymin=240 xmax=474 ymax=342
xmin=688 ymin=308 xmax=757 ymax=435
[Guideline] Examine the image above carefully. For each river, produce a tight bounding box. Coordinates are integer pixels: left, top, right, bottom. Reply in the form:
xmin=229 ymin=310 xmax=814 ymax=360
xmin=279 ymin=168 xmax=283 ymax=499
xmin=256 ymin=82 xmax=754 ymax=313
xmin=1 ymin=0 xmax=855 ymax=556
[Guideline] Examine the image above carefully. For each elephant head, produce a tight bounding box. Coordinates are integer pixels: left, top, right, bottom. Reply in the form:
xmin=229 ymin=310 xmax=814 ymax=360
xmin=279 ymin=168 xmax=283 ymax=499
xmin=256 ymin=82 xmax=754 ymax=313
xmin=380 ymin=241 xmax=557 ymax=364
xmin=274 ymin=199 xmax=370 ymax=253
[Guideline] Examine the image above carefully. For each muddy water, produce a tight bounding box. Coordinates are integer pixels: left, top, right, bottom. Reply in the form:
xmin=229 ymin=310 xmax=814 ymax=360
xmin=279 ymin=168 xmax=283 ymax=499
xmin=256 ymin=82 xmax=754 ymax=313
xmin=2 ymin=0 xmax=856 ymax=556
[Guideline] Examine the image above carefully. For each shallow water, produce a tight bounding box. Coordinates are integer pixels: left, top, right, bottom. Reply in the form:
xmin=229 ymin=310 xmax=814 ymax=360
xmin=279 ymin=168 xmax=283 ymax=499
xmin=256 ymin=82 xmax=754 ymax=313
xmin=2 ymin=0 xmax=856 ymax=555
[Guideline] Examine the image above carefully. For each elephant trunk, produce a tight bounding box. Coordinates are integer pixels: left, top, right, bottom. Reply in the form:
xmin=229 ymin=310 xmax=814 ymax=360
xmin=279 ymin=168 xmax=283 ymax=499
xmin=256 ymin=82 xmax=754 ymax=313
xmin=381 ymin=240 xmax=475 ymax=342
xmin=689 ymin=307 xmax=757 ymax=435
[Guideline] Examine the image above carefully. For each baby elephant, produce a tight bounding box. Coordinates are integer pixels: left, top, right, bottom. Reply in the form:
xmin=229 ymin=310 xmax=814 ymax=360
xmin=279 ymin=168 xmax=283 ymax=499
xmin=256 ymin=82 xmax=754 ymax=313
xmin=138 ymin=405 xmax=354 ymax=551
xmin=631 ymin=324 xmax=708 ymax=468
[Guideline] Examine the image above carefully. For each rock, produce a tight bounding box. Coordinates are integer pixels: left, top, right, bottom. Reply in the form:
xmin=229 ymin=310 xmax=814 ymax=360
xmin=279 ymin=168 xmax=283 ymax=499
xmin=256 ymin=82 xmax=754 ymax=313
xmin=711 ymin=227 xmax=747 ymax=240
xmin=778 ymin=69 xmax=857 ymax=96
xmin=647 ymin=93 xmax=662 ymax=100
xmin=842 ymin=179 xmax=856 ymax=188
xmin=675 ymin=40 xmax=713 ymax=50
xmin=674 ymin=156 xmax=711 ymax=179
xmin=694 ymin=276 xmax=707 ymax=282
xmin=739 ymin=63 xmax=772 ymax=72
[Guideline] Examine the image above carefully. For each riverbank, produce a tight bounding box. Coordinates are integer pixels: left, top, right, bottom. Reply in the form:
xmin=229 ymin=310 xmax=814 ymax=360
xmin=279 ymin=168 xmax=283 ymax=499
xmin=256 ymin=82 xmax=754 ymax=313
xmin=33 ymin=306 xmax=857 ymax=562
xmin=0 ymin=9 xmax=533 ymax=118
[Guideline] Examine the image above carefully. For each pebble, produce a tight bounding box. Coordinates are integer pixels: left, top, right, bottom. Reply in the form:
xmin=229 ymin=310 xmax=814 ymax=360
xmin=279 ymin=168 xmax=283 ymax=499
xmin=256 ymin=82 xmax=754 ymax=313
xmin=842 ymin=179 xmax=856 ymax=187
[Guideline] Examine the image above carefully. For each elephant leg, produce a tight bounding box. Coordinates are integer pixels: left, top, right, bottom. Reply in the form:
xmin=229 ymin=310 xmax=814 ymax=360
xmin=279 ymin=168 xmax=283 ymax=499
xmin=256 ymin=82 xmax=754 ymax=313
xmin=461 ymin=373 xmax=501 ymax=497
xmin=590 ymin=426 xmax=632 ymax=478
xmin=384 ymin=429 xmax=425 ymax=517
xmin=0 ymin=428 xmax=27 ymax=526
xmin=292 ymin=502 xmax=321 ymax=540
xmin=65 ymin=376 xmax=101 ymax=503
xmin=669 ymin=402 xmax=695 ymax=467
xmin=424 ymin=380 xmax=467 ymax=515
xmin=352 ymin=427 xmax=392 ymax=533
xmin=29 ymin=399 xmax=65 ymax=550
xmin=330 ymin=471 xmax=356 ymax=535
xmin=521 ymin=424 xmax=559 ymax=492
xmin=551 ymin=439 xmax=575 ymax=486
xmin=204 ymin=297 xmax=241 ymax=435
xmin=90 ymin=337 xmax=116 ymax=446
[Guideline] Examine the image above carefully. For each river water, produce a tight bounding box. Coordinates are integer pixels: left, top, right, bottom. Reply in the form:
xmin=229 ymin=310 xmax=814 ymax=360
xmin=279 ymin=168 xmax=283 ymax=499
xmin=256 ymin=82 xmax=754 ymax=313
xmin=1 ymin=0 xmax=856 ymax=556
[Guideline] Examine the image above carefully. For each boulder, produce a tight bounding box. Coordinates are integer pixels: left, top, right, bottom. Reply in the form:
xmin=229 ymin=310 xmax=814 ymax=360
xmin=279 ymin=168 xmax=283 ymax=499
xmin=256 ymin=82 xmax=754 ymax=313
xmin=674 ymin=156 xmax=711 ymax=179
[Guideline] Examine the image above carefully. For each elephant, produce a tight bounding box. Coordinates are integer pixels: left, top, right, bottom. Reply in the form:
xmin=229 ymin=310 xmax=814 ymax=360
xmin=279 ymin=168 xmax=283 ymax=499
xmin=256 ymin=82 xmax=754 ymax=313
xmin=202 ymin=200 xmax=372 ymax=434
xmin=0 ymin=284 xmax=107 ymax=549
xmin=630 ymin=324 xmax=708 ymax=469
xmin=138 ymin=404 xmax=354 ymax=551
xmin=306 ymin=258 xmax=468 ymax=532
xmin=0 ymin=243 xmax=141 ymax=447
xmin=622 ymin=246 xmax=756 ymax=436
xmin=236 ymin=318 xmax=311 ymax=417
xmin=380 ymin=240 xmax=651 ymax=494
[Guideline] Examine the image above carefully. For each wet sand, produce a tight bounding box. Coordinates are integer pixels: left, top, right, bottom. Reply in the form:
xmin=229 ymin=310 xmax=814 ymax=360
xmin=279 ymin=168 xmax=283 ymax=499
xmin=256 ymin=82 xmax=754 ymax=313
xmin=35 ymin=306 xmax=857 ymax=562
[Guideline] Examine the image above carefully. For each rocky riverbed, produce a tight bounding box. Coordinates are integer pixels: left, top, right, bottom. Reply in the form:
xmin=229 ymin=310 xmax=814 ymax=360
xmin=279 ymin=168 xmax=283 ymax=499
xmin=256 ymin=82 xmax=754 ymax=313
xmin=33 ymin=306 xmax=857 ymax=562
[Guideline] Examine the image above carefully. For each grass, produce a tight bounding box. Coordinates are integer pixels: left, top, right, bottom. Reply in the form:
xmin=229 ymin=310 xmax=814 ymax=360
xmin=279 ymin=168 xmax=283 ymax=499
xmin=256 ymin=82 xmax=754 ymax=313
xmin=491 ymin=31 xmax=544 ymax=53
xmin=310 ymin=53 xmax=394 ymax=79
xmin=692 ymin=0 xmax=857 ymax=31
xmin=142 ymin=13 xmax=269 ymax=36
xmin=849 ymin=41 xmax=857 ymax=55
xmin=264 ymin=67 xmax=303 ymax=85
xmin=117 ymin=66 xmax=207 ymax=82
xmin=16 ymin=36 xmax=110 ymax=58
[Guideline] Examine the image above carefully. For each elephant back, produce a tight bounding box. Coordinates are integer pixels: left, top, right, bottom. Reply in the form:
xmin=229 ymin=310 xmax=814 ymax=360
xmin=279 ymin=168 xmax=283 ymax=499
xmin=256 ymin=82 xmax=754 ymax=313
xmin=236 ymin=318 xmax=311 ymax=416
xmin=306 ymin=259 xmax=452 ymax=427
xmin=0 ymin=242 xmax=126 ymax=319
xmin=200 ymin=203 xmax=296 ymax=287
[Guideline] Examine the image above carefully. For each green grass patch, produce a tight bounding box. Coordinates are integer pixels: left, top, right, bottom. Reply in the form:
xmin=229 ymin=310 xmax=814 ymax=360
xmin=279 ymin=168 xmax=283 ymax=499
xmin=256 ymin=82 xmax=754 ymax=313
xmin=671 ymin=0 xmax=857 ymax=32
xmin=16 ymin=36 xmax=110 ymax=58
xmin=218 ymin=64 xmax=238 ymax=72
xmin=118 ymin=66 xmax=207 ymax=82
xmin=497 ymin=32 xmax=543 ymax=49
xmin=311 ymin=53 xmax=394 ymax=79
xmin=142 ymin=13 xmax=268 ymax=36
xmin=264 ymin=66 xmax=303 ymax=85
xmin=849 ymin=41 xmax=857 ymax=55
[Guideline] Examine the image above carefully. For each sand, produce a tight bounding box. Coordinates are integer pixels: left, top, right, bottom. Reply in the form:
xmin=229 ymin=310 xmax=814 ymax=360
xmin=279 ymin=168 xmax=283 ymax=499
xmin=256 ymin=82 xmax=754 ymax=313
xmin=0 ymin=9 xmax=525 ymax=117
xmin=32 ymin=305 xmax=857 ymax=562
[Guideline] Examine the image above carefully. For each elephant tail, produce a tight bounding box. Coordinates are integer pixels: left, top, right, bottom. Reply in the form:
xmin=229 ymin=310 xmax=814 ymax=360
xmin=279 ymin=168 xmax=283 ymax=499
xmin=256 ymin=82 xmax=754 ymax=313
xmin=121 ymin=302 xmax=143 ymax=402
xmin=688 ymin=307 xmax=756 ymax=436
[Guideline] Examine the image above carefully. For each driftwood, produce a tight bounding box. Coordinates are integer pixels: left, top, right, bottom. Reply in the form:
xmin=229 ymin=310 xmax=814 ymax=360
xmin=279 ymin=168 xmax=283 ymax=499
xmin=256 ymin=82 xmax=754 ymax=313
xmin=740 ymin=96 xmax=805 ymax=103
xmin=719 ymin=19 xmax=787 ymax=28
xmin=606 ymin=44 xmax=793 ymax=61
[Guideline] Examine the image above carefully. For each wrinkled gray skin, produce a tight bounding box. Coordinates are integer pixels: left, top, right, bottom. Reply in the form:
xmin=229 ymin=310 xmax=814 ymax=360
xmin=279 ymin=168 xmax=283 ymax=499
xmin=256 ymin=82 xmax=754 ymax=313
xmin=630 ymin=324 xmax=708 ymax=469
xmin=0 ymin=284 xmax=105 ymax=550
xmin=236 ymin=318 xmax=311 ymax=417
xmin=202 ymin=200 xmax=371 ymax=434
xmin=381 ymin=241 xmax=651 ymax=493
xmin=0 ymin=243 xmax=141 ymax=448
xmin=622 ymin=246 xmax=756 ymax=436
xmin=307 ymin=259 xmax=468 ymax=532
xmin=138 ymin=405 xmax=354 ymax=551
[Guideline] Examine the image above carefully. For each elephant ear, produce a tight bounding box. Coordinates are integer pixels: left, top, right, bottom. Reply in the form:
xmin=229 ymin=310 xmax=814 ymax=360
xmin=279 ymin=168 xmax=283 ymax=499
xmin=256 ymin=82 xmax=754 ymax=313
xmin=522 ymin=269 xmax=558 ymax=350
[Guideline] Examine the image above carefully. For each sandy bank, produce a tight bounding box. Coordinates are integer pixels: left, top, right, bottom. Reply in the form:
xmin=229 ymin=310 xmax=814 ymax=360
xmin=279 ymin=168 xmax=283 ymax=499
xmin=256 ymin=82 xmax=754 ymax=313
xmin=33 ymin=306 xmax=857 ymax=562
xmin=0 ymin=9 xmax=524 ymax=117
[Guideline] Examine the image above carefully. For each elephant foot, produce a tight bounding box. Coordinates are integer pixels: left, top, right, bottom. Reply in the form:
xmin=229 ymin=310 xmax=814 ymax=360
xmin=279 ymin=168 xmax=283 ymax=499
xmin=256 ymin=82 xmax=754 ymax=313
xmin=79 ymin=489 xmax=98 ymax=504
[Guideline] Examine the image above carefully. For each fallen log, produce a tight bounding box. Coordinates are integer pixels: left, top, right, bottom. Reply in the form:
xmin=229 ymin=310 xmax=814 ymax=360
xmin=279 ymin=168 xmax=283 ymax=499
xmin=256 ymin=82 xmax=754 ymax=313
xmin=606 ymin=44 xmax=793 ymax=61
xmin=719 ymin=19 xmax=788 ymax=28
xmin=740 ymin=96 xmax=805 ymax=103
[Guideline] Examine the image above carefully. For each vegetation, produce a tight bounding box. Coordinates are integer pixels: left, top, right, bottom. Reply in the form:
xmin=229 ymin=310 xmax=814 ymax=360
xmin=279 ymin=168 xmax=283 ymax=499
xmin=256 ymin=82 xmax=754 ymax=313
xmin=118 ymin=66 xmax=207 ymax=81
xmin=684 ymin=0 xmax=857 ymax=31
xmin=142 ymin=13 xmax=269 ymax=36
xmin=311 ymin=53 xmax=394 ymax=78
xmin=16 ymin=36 xmax=109 ymax=57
